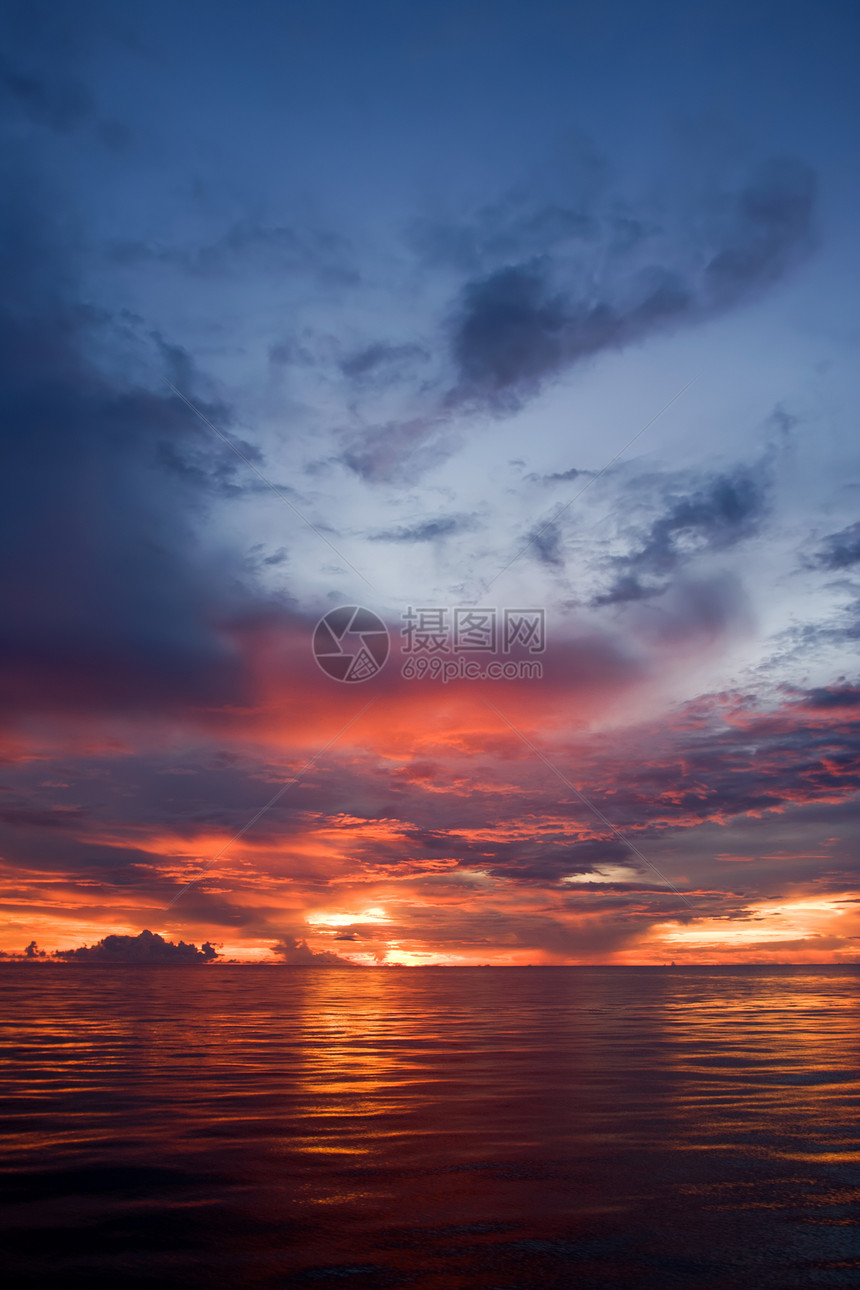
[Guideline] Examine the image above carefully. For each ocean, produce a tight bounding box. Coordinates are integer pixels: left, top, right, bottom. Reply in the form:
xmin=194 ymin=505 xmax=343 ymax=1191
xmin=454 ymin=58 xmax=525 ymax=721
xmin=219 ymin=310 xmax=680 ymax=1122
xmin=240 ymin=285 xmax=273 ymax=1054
xmin=1 ymin=965 xmax=858 ymax=1288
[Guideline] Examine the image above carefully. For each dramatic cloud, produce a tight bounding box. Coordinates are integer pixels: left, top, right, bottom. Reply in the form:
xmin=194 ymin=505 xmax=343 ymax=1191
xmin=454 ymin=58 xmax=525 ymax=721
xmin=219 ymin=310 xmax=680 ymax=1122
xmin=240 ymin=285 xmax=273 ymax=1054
xmin=337 ymin=156 xmax=816 ymax=480
xmin=803 ymin=685 xmax=860 ymax=710
xmin=269 ymin=936 xmax=358 ymax=966
xmin=452 ymin=264 xmax=573 ymax=402
xmin=0 ymin=4 xmax=854 ymax=968
xmin=0 ymin=169 xmax=268 ymax=717
xmin=593 ymin=465 xmax=769 ymax=602
xmin=55 ymin=929 xmax=217 ymax=963
xmin=811 ymin=521 xmax=860 ymax=572
xmin=445 ymin=159 xmax=815 ymax=409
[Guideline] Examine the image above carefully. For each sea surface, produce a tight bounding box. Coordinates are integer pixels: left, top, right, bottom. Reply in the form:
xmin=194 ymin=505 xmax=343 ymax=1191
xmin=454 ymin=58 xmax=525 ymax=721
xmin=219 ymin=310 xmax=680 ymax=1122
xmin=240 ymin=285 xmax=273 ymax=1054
xmin=1 ymin=965 xmax=858 ymax=1289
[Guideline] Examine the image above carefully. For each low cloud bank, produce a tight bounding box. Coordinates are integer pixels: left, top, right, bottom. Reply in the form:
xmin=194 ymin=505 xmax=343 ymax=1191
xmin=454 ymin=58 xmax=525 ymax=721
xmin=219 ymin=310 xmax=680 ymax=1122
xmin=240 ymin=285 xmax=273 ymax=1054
xmin=54 ymin=929 xmax=218 ymax=963
xmin=270 ymin=935 xmax=358 ymax=966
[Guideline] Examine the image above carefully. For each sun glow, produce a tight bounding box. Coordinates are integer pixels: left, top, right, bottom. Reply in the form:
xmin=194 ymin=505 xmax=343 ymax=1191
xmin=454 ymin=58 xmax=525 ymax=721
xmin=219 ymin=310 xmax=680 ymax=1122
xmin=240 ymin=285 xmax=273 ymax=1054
xmin=657 ymin=896 xmax=854 ymax=950
xmin=561 ymin=865 xmax=641 ymax=884
xmin=308 ymin=907 xmax=391 ymax=928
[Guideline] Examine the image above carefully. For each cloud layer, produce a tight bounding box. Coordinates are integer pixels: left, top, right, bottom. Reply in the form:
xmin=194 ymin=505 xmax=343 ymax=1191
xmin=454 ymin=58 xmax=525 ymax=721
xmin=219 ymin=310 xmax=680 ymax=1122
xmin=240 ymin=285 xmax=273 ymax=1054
xmin=55 ymin=929 xmax=217 ymax=963
xmin=0 ymin=2 xmax=856 ymax=968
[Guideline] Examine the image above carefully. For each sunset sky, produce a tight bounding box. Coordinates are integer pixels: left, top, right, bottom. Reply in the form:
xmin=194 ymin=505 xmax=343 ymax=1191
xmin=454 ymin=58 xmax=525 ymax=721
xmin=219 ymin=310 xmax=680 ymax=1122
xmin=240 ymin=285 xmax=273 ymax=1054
xmin=1 ymin=0 xmax=859 ymax=964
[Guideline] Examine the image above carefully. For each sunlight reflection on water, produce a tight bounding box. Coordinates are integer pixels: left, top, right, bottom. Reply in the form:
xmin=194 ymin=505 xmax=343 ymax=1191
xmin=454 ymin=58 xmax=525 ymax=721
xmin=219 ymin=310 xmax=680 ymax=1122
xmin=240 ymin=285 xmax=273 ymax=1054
xmin=1 ymin=966 xmax=858 ymax=1288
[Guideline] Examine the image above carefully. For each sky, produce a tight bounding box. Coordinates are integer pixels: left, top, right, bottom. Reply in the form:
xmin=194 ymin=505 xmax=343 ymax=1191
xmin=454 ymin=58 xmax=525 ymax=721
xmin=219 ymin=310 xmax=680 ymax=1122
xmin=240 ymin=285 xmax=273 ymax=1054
xmin=1 ymin=0 xmax=859 ymax=965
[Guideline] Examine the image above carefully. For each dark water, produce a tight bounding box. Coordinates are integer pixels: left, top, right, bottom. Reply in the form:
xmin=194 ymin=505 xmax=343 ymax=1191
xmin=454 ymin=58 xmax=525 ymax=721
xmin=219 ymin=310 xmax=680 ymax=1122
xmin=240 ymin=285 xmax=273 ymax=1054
xmin=1 ymin=966 xmax=858 ymax=1289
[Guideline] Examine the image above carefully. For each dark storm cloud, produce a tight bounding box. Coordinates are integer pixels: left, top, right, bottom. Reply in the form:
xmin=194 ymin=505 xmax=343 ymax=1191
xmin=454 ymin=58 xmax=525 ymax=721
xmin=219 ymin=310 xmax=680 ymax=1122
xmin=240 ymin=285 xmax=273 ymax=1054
xmin=451 ymin=264 xmax=573 ymax=401
xmin=810 ymin=521 xmax=860 ymax=572
xmin=593 ymin=465 xmax=769 ymax=603
xmin=0 ymin=169 xmax=266 ymax=715
xmin=446 ymin=158 xmax=814 ymax=409
xmin=55 ymin=928 xmax=217 ymax=962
